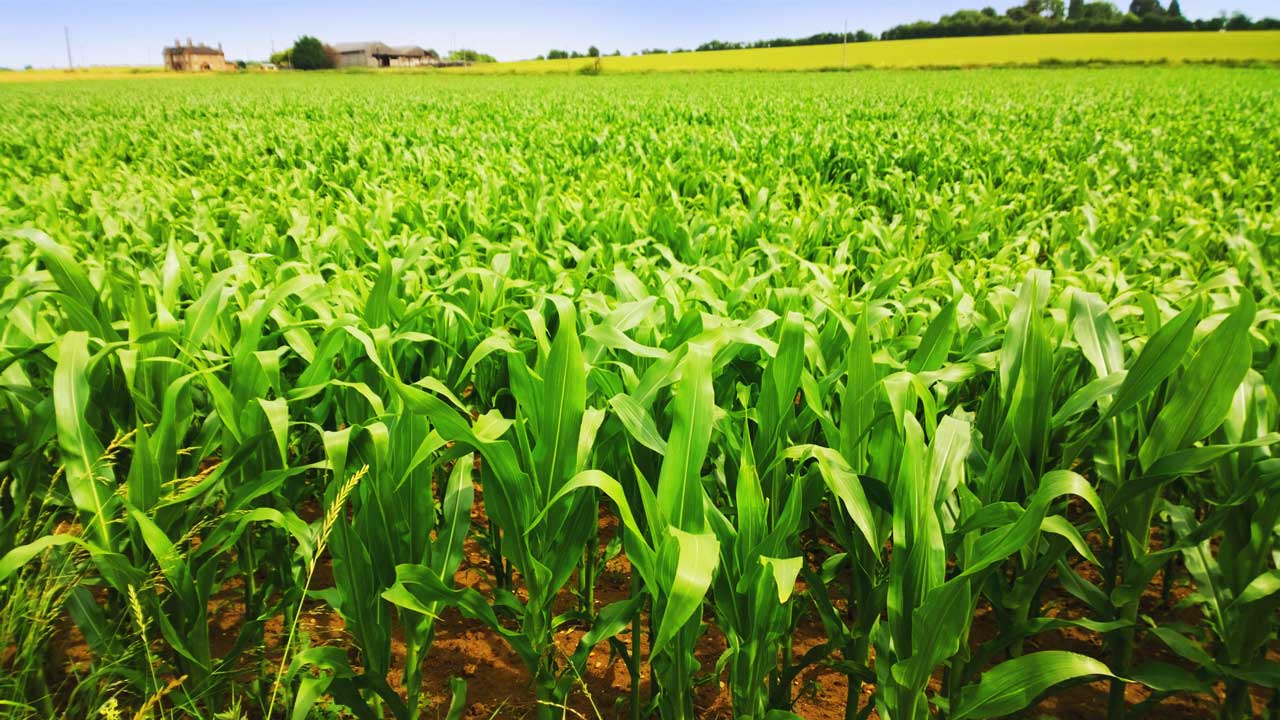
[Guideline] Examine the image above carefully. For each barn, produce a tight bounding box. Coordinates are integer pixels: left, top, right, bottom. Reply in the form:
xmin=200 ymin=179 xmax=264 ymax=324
xmin=331 ymin=42 xmax=439 ymax=68
xmin=164 ymin=38 xmax=228 ymax=71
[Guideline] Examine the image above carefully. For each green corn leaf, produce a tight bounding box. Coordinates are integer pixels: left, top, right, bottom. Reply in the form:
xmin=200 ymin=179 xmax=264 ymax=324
xmin=257 ymin=397 xmax=290 ymax=465
xmin=735 ymin=422 xmax=767 ymax=558
xmin=1071 ymin=290 xmax=1124 ymax=379
xmin=758 ymin=311 xmax=805 ymax=454
xmin=54 ymin=332 xmax=115 ymax=546
xmin=1107 ymin=298 xmax=1201 ymax=421
xmin=444 ymin=677 xmax=469 ymax=720
xmin=1129 ymin=661 xmax=1213 ymax=694
xmin=657 ymin=342 xmax=715 ymax=532
xmin=893 ymin=578 xmax=971 ymax=696
xmin=532 ymin=300 xmax=586 ymax=497
xmin=1040 ymin=514 xmax=1102 ymax=566
xmin=608 ymin=393 xmax=667 ymax=454
xmin=433 ymin=453 xmax=475 ymax=581
xmin=787 ymin=445 xmax=878 ymax=556
xmin=1228 ymin=569 xmax=1280 ymax=609
xmin=652 ymin=527 xmax=718 ymax=658
xmin=759 ymin=556 xmax=803 ymax=604
xmin=952 ymin=651 xmax=1117 ymax=719
xmin=962 ymin=470 xmax=1106 ymax=578
xmin=1139 ymin=296 xmax=1257 ymax=469
xmin=0 ymin=533 xmax=94 ymax=581
xmin=125 ymin=424 xmax=160 ymax=511
xmin=384 ymin=563 xmax=536 ymax=668
xmin=908 ymin=298 xmax=958 ymax=374
xmin=998 ymin=268 xmax=1050 ymax=397
xmin=840 ymin=312 xmax=877 ymax=472
xmin=66 ymin=587 xmax=117 ymax=656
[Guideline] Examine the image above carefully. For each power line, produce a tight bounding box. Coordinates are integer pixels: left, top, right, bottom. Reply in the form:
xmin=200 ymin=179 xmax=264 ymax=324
xmin=842 ymin=19 xmax=847 ymax=68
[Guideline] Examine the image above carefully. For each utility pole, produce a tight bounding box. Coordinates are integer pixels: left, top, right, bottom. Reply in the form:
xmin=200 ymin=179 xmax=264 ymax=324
xmin=842 ymin=19 xmax=847 ymax=69
xmin=65 ymin=26 xmax=74 ymax=69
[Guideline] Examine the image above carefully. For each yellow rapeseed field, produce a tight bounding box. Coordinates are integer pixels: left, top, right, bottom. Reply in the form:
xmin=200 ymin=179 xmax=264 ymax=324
xmin=0 ymin=65 xmax=177 ymax=83
xmin=453 ymin=31 xmax=1280 ymax=74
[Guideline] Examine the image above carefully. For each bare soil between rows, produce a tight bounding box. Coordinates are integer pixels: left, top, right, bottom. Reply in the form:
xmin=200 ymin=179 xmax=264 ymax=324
xmin=46 ymin=482 xmax=1275 ymax=719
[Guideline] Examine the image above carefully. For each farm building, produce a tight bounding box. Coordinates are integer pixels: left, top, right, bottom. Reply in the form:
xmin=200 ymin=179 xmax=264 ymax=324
xmin=164 ymin=38 xmax=228 ymax=71
xmin=331 ymin=42 xmax=438 ymax=68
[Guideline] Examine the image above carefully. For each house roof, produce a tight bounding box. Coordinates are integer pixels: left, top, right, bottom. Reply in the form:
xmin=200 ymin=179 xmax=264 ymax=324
xmin=165 ymin=44 xmax=222 ymax=55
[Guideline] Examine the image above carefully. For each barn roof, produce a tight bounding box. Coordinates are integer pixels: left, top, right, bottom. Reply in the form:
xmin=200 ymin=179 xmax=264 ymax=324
xmin=332 ymin=41 xmax=429 ymax=57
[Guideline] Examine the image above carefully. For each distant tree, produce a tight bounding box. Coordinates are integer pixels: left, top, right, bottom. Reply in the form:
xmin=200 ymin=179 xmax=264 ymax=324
xmin=981 ymin=5 xmax=997 ymax=15
xmin=269 ymin=48 xmax=293 ymax=67
xmin=587 ymin=45 xmax=600 ymax=57
xmin=547 ymin=49 xmax=569 ymax=60
xmin=1225 ymin=11 xmax=1251 ymax=29
xmin=570 ymin=51 xmax=582 ymax=58
xmin=1166 ymin=0 xmax=1182 ymax=17
xmin=536 ymin=54 xmax=545 ymax=60
xmin=448 ymin=49 xmax=496 ymax=63
xmin=1068 ymin=0 xmax=1085 ymax=18
xmin=1081 ymin=1 xmax=1122 ymax=19
xmin=1046 ymin=0 xmax=1065 ymax=18
xmin=1128 ymin=0 xmax=1164 ymax=17
xmin=611 ymin=49 xmax=622 ymax=56
xmin=290 ymin=36 xmax=332 ymax=70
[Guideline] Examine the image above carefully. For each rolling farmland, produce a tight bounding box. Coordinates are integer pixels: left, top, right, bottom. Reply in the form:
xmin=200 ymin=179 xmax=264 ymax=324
xmin=462 ymin=31 xmax=1280 ymax=73
xmin=0 ymin=67 xmax=1278 ymax=720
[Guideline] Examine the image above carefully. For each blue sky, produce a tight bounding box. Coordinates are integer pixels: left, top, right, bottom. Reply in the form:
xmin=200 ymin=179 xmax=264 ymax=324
xmin=0 ymin=0 xmax=1273 ymax=68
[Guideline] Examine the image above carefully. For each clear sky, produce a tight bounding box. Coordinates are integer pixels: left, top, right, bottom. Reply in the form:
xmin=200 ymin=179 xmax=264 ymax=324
xmin=0 ymin=0 xmax=1273 ymax=68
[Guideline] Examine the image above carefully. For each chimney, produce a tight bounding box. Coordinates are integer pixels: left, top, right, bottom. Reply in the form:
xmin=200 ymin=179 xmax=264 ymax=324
xmin=175 ymin=37 xmax=181 ymax=48
xmin=218 ymin=42 xmax=223 ymax=52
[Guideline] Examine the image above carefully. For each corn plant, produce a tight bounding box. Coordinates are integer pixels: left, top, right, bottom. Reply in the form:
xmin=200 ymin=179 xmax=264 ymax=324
xmin=383 ymin=299 xmax=641 ymax=718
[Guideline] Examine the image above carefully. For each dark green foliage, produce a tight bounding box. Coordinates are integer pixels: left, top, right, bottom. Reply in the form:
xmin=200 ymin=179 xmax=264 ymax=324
xmin=1129 ymin=0 xmax=1164 ymax=17
xmin=448 ymin=49 xmax=496 ymax=63
xmin=882 ymin=0 xmax=1276 ymax=39
xmin=290 ymin=35 xmax=332 ymax=70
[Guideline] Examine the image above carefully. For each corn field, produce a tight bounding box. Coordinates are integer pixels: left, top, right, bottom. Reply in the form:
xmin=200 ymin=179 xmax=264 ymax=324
xmin=0 ymin=68 xmax=1278 ymax=720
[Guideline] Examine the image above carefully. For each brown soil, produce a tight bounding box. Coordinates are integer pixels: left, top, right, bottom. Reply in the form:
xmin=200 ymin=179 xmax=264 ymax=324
xmin=42 ymin=488 xmax=1277 ymax=720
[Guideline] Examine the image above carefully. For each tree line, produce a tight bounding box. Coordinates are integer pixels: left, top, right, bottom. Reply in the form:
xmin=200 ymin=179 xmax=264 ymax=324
xmin=540 ymin=31 xmax=876 ymax=60
xmin=881 ymin=0 xmax=1278 ymax=41
xmin=540 ymin=0 xmax=1277 ymax=60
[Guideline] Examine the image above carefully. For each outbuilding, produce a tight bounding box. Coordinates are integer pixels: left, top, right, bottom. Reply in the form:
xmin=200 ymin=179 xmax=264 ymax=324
xmin=331 ymin=42 xmax=438 ymax=68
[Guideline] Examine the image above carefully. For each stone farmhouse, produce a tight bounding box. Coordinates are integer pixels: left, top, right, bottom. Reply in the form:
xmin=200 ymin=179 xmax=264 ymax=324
xmin=163 ymin=38 xmax=228 ymax=71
